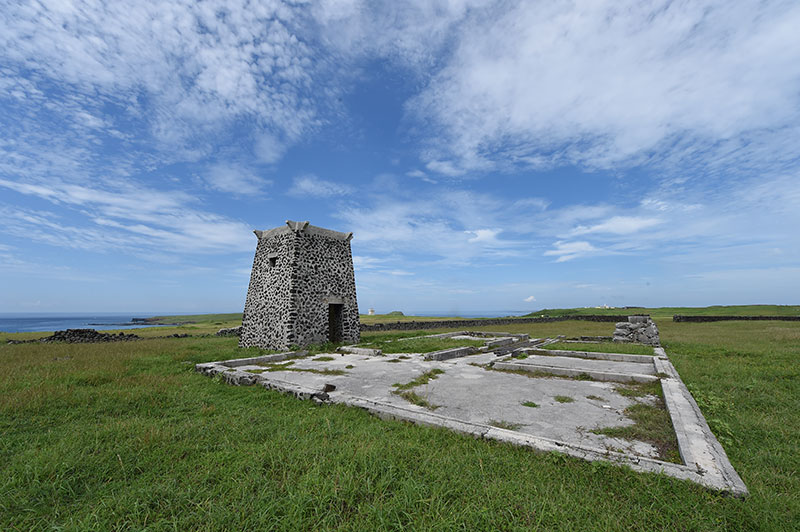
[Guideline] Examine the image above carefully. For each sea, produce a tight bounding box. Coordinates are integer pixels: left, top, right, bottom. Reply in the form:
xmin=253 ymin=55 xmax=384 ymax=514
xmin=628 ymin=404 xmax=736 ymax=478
xmin=0 ymin=314 xmax=173 ymax=333
xmin=0 ymin=310 xmax=531 ymax=333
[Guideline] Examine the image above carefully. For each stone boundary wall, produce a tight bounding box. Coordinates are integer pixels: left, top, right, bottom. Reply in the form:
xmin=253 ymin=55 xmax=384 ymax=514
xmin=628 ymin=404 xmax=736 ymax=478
xmin=361 ymin=315 xmax=627 ymax=332
xmin=673 ymin=315 xmax=800 ymax=322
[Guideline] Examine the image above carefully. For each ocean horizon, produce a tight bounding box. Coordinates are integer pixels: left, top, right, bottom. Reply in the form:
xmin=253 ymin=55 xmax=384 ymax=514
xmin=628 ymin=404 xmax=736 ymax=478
xmin=0 ymin=310 xmax=532 ymax=333
xmin=0 ymin=313 xmax=174 ymax=333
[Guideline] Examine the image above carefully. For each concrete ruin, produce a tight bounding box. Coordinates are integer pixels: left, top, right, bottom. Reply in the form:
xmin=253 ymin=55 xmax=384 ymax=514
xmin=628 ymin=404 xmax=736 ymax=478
xmin=240 ymin=221 xmax=360 ymax=350
xmin=200 ymin=329 xmax=747 ymax=496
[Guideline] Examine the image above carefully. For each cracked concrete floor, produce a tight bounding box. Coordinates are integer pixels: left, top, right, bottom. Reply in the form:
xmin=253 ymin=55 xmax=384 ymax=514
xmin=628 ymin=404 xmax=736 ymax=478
xmin=234 ymin=351 xmax=662 ymax=459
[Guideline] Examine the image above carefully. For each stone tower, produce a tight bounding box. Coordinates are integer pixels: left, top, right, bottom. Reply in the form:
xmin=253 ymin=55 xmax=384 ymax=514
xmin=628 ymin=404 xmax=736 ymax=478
xmin=240 ymin=220 xmax=360 ymax=350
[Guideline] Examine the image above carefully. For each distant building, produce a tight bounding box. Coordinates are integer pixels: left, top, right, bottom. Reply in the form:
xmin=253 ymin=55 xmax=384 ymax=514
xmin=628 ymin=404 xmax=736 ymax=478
xmin=368 ymin=308 xmax=375 ymax=315
xmin=240 ymin=220 xmax=360 ymax=350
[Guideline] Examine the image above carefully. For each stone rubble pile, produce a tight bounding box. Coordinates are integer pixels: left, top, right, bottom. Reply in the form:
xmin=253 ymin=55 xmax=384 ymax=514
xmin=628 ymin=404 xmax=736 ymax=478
xmin=216 ymin=326 xmax=242 ymax=337
xmin=40 ymin=328 xmax=140 ymax=343
xmin=612 ymin=316 xmax=660 ymax=346
xmin=5 ymin=329 xmax=195 ymax=345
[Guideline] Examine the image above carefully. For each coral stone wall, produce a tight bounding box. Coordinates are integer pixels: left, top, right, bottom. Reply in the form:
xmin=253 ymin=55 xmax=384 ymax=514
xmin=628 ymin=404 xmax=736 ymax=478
xmin=290 ymin=232 xmax=360 ymax=347
xmin=240 ymin=222 xmax=360 ymax=350
xmin=240 ymin=231 xmax=296 ymax=349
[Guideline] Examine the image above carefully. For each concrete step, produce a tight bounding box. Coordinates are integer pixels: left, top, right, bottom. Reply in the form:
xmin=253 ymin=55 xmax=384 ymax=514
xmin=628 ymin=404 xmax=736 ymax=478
xmin=494 ymin=354 xmax=657 ymax=383
xmin=527 ymin=348 xmax=655 ymax=364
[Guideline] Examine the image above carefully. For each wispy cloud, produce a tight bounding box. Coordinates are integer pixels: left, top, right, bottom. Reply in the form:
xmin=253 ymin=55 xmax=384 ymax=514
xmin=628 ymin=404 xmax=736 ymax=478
xmin=406 ymin=169 xmax=437 ymax=184
xmin=544 ymin=241 xmax=601 ymax=262
xmin=288 ymin=175 xmax=353 ymax=197
xmin=0 ymin=178 xmax=253 ymax=254
xmin=339 ymin=187 xmax=537 ymax=263
xmin=0 ymin=1 xmax=327 ymax=159
xmin=570 ymin=216 xmax=663 ymax=236
xmin=204 ymin=164 xmax=271 ymax=195
xmin=312 ymin=0 xmax=486 ymax=68
xmin=407 ymin=1 xmax=800 ymax=177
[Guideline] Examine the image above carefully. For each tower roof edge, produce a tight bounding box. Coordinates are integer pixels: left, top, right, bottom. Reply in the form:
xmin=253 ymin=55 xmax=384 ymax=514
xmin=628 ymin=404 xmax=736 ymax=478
xmin=253 ymin=221 xmax=354 ymax=242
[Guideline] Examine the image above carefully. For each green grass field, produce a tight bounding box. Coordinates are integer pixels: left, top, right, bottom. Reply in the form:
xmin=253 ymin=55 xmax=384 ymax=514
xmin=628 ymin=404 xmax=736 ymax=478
xmin=526 ymin=304 xmax=800 ymax=320
xmin=545 ymin=341 xmax=656 ymax=356
xmin=145 ymin=312 xmax=243 ymax=325
xmin=1 ymin=314 xmax=798 ymax=530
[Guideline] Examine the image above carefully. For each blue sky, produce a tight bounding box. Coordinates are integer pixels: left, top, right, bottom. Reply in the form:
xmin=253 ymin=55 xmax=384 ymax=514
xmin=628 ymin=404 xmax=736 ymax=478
xmin=1 ymin=0 xmax=799 ymax=315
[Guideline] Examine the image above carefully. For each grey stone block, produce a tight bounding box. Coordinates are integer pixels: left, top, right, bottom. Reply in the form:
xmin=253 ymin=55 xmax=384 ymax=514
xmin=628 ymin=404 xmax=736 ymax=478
xmin=337 ymin=346 xmax=382 ymax=356
xmin=424 ymin=346 xmax=478 ymax=361
xmin=485 ymin=337 xmax=515 ymax=348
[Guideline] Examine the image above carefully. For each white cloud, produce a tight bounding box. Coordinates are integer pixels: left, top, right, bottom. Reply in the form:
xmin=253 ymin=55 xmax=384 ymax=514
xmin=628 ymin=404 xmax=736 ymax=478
xmin=204 ymin=164 xmax=271 ymax=195
xmin=0 ymin=178 xmax=254 ymax=254
xmin=254 ymin=133 xmax=287 ymax=164
xmin=338 ymin=169 xmax=800 ymax=274
xmin=312 ymin=0 xmax=488 ymax=68
xmin=465 ymin=229 xmax=501 ymax=244
xmin=544 ymin=241 xmax=600 ymax=262
xmin=570 ymin=216 xmax=663 ymax=236
xmin=0 ymin=1 xmax=327 ymax=160
xmin=339 ymin=188 xmax=530 ymax=263
xmin=406 ymin=169 xmax=437 ymax=184
xmin=523 ymin=295 xmax=536 ymax=302
xmin=449 ymin=288 xmax=477 ymax=294
xmin=425 ymin=159 xmax=465 ymax=177
xmin=352 ymin=255 xmax=387 ymax=270
xmin=408 ymin=1 xmax=800 ymax=175
xmin=288 ymin=175 xmax=353 ymax=197
xmin=513 ymin=197 xmax=550 ymax=211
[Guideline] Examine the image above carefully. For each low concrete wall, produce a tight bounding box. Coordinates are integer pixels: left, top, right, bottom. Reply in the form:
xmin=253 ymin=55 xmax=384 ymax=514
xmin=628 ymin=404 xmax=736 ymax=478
xmin=673 ymin=315 xmax=800 ymax=322
xmin=361 ymin=315 xmax=627 ymax=332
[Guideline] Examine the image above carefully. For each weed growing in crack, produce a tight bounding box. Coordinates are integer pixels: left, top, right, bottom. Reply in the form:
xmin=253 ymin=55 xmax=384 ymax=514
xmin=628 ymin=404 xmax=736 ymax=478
xmin=490 ymin=420 xmax=523 ymax=430
xmin=392 ymin=369 xmax=444 ymax=390
xmin=390 ymin=369 xmax=445 ymax=410
xmin=393 ymin=391 xmax=440 ymax=410
xmin=592 ymin=402 xmax=680 ymax=463
xmin=614 ymin=381 xmax=663 ymax=399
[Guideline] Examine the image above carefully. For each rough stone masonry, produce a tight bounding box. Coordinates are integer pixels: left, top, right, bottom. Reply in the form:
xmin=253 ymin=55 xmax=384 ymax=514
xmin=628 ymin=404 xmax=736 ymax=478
xmin=613 ymin=315 xmax=661 ymax=346
xmin=240 ymin=220 xmax=360 ymax=350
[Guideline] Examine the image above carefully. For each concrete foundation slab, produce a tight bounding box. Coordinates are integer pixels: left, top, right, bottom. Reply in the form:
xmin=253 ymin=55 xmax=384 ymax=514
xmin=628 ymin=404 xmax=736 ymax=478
xmin=197 ymin=333 xmax=747 ymax=496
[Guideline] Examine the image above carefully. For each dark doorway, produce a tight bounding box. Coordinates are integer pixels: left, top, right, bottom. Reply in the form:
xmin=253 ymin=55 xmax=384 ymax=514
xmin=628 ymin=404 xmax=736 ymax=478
xmin=328 ymin=304 xmax=343 ymax=343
